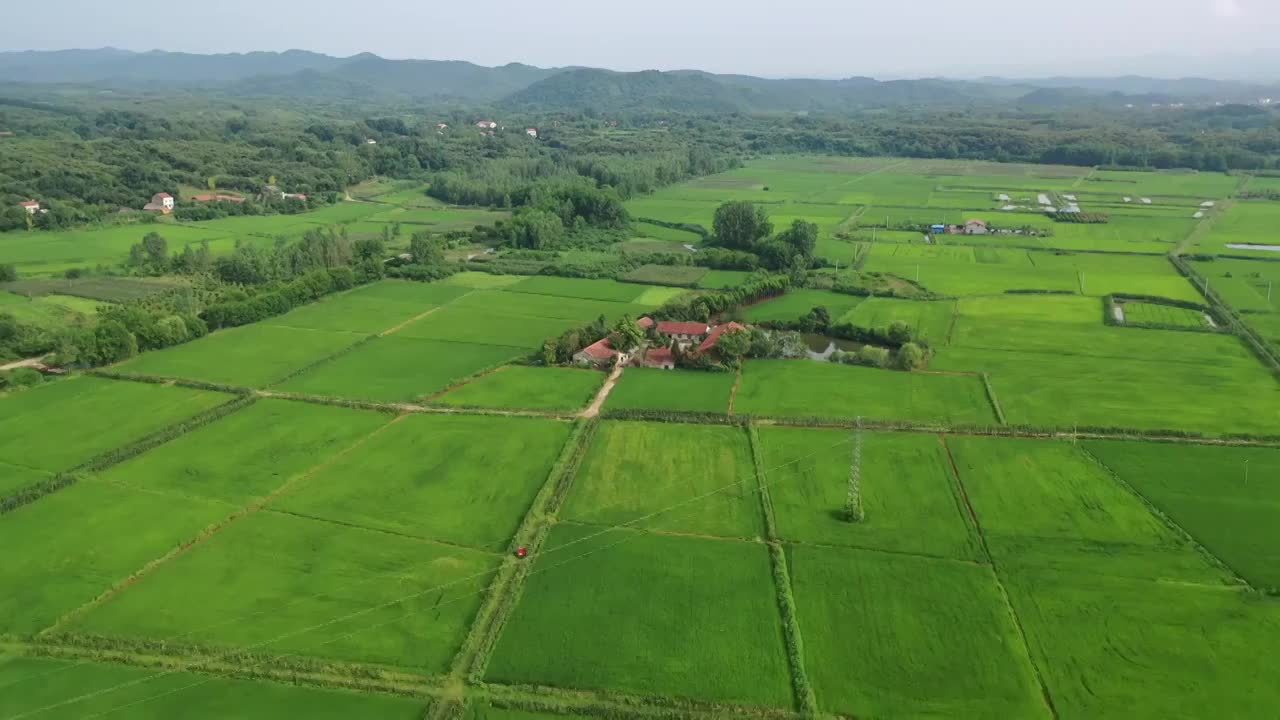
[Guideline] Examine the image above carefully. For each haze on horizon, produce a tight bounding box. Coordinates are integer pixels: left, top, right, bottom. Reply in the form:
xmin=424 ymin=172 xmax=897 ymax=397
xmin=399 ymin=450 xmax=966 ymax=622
xmin=3 ymin=0 xmax=1278 ymax=80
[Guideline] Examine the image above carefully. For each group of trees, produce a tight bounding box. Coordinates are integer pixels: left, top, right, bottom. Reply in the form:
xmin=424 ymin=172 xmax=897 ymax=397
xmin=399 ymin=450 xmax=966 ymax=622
xmin=709 ymin=201 xmax=819 ymax=273
xmin=653 ymin=274 xmax=791 ymax=322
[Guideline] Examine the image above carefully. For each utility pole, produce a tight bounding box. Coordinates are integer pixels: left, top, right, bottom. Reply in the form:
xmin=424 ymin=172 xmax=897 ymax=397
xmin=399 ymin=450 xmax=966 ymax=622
xmin=1245 ymin=459 xmax=1250 ymax=487
xmin=1080 ymin=271 xmax=1086 ymax=295
xmin=916 ymin=264 xmax=920 ymax=282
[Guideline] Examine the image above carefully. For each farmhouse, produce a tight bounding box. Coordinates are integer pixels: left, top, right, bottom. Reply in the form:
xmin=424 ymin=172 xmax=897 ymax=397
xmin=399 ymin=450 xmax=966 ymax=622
xmin=573 ymin=337 xmax=629 ymax=368
xmin=964 ymin=219 xmax=989 ymax=235
xmin=526 ymin=128 xmax=538 ymax=138
xmin=436 ymin=122 xmax=449 ymax=130
xmin=698 ymin=322 xmax=747 ymax=354
xmin=655 ymin=320 xmax=710 ymax=349
xmin=643 ymin=346 xmax=675 ymax=370
xmin=282 ymin=193 xmax=308 ymax=201
xmin=19 ymin=200 xmax=39 ymax=215
xmin=476 ymin=120 xmax=498 ymax=130
xmin=142 ymin=192 xmax=174 ymax=214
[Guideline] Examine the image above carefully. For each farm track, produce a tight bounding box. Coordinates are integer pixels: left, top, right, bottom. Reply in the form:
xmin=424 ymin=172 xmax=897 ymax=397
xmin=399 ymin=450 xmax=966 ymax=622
xmin=727 ymin=366 xmax=743 ymax=415
xmin=580 ymin=364 xmax=624 ymax=418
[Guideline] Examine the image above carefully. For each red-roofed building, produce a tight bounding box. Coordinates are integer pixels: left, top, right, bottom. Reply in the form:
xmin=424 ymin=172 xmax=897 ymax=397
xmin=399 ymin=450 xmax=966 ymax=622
xmin=655 ymin=320 xmax=709 ymax=349
xmin=142 ymin=192 xmax=174 ymax=214
xmin=698 ymin=322 xmax=747 ymax=354
xmin=644 ymin=346 xmax=675 ymax=370
xmin=573 ymin=337 xmax=630 ymax=368
xmin=19 ymin=200 xmax=39 ymax=215
xmin=190 ymin=193 xmax=245 ymax=203
xmin=963 ymin=219 xmax=988 ymax=235
xmin=637 ymin=316 xmax=655 ymax=329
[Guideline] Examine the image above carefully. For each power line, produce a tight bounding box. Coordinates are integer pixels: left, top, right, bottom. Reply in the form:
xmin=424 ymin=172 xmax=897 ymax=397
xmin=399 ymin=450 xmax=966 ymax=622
xmin=5 ymin=431 xmax=854 ymax=720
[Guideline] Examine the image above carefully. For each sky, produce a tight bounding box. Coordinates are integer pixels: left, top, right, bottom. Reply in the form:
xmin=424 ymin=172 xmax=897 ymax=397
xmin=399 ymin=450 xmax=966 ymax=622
xmin=3 ymin=0 xmax=1279 ymax=79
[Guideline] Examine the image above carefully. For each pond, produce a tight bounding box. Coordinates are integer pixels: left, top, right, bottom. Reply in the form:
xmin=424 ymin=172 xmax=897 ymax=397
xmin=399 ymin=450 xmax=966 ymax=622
xmin=801 ymin=334 xmax=868 ymax=361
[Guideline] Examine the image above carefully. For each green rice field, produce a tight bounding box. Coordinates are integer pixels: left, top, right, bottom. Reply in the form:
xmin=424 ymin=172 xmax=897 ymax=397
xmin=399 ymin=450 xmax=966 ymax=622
xmin=6 ymin=158 xmax=1280 ymax=718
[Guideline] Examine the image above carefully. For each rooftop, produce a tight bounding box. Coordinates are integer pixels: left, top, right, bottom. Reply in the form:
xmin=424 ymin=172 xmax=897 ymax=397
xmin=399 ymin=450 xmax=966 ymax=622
xmin=656 ymin=320 xmax=709 ymax=336
xmin=698 ymin=322 xmax=748 ymax=353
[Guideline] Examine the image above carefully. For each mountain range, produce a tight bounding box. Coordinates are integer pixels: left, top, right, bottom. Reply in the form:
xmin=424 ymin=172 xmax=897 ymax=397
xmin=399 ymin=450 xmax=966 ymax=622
xmin=1 ymin=48 xmax=1278 ymax=112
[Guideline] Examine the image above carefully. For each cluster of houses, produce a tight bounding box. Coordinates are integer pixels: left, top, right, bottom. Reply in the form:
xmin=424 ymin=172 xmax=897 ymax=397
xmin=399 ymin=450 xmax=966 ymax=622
xmin=471 ymin=120 xmax=538 ymax=138
xmin=573 ymin=317 xmax=748 ymax=370
xmin=931 ymin=219 xmax=990 ymax=236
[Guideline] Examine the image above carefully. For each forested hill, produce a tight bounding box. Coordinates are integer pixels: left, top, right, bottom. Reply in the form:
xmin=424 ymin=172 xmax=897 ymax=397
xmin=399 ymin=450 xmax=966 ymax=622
xmin=2 ymin=49 xmax=1279 ymax=110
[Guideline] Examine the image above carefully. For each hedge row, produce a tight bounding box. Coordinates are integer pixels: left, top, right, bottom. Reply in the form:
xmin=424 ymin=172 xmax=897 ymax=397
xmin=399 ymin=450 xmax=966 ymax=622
xmin=1170 ymin=255 xmax=1280 ymax=378
xmin=88 ymin=369 xmax=254 ymax=396
xmin=481 ymin=681 xmax=797 ymax=720
xmin=30 ymin=633 xmax=434 ymax=699
xmin=749 ymin=424 xmax=818 ymax=715
xmin=201 ymin=267 xmax=365 ymax=330
xmin=980 ymin=373 xmax=1007 ymax=425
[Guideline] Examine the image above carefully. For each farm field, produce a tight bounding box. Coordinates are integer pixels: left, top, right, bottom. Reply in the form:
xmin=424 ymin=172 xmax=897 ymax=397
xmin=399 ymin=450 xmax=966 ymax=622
xmin=0 ymin=376 xmax=229 ymax=479
xmin=741 ymin=289 xmax=864 ymax=323
xmin=6 ymin=156 xmax=1280 ymax=717
xmin=73 ymin=510 xmax=499 ymax=671
xmin=0 ymin=657 xmax=425 ymax=719
xmin=735 ymin=360 xmax=995 ymax=424
xmin=1194 ymin=201 xmax=1280 ymax=256
xmin=275 ymin=335 xmax=526 ymax=402
xmin=435 ymin=366 xmax=604 ymax=411
xmin=485 ymin=524 xmax=792 ymax=706
xmin=787 ymin=545 xmax=1046 ymax=718
xmin=562 ymin=421 xmax=762 ymax=539
xmin=1085 ymin=440 xmax=1280 ymax=589
xmin=946 ymin=436 xmax=1226 ymax=582
xmin=758 ymin=427 xmax=980 ymax=559
xmin=1005 ymin=571 xmax=1280 ymax=718
xmin=275 ymin=414 xmax=572 ymax=549
xmin=114 ymin=323 xmax=363 ymax=387
xmin=604 ymin=366 xmax=735 ymax=413
xmin=1121 ymin=301 xmax=1208 ymax=327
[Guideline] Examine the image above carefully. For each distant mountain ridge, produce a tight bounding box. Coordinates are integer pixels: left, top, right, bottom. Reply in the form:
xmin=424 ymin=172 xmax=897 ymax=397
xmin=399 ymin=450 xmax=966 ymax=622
xmin=1 ymin=48 xmax=1278 ymax=110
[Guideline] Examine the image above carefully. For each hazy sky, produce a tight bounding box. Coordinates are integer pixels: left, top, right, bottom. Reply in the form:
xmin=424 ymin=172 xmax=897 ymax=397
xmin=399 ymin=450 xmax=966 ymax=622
xmin=3 ymin=0 xmax=1279 ymax=78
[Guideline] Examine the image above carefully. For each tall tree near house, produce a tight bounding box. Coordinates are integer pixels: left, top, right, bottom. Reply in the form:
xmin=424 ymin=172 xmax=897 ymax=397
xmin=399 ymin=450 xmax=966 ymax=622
xmin=409 ymin=232 xmax=444 ymax=266
xmin=713 ymin=201 xmax=772 ymax=251
xmin=609 ymin=315 xmax=645 ymax=352
xmin=714 ymin=327 xmax=750 ymax=365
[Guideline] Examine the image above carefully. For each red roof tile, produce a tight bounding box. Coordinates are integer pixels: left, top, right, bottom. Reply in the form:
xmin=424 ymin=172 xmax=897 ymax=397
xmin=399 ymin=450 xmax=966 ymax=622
xmin=579 ymin=338 xmax=618 ymax=360
xmin=154 ymin=192 xmax=172 ymax=200
xmin=646 ymin=347 xmax=674 ymax=365
xmin=698 ymin=322 xmax=747 ymax=353
xmin=656 ymin=320 xmax=709 ymax=336
xmin=19 ymin=201 xmax=38 ymax=208
xmin=637 ymin=316 xmax=655 ymax=329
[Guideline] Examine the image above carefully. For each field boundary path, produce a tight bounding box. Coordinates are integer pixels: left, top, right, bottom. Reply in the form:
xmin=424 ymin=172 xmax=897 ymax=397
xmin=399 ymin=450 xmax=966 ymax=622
xmin=0 ymin=354 xmax=49 ymax=372
xmin=580 ymin=364 xmax=624 ymax=418
xmin=939 ymin=436 xmax=1061 ymax=720
xmin=727 ymin=366 xmax=743 ymax=415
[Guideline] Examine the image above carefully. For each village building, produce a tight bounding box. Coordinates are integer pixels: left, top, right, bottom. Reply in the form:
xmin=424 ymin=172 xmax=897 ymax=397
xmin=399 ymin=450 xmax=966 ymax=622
xmin=475 ymin=120 xmax=498 ymax=130
xmin=190 ymin=193 xmax=245 ymax=203
xmin=0 ymin=131 xmax=15 ymax=137
xmin=526 ymin=128 xmax=538 ymax=138
xmin=142 ymin=192 xmax=174 ymax=214
xmin=573 ymin=337 xmax=630 ymax=368
xmin=963 ymin=219 xmax=988 ymax=235
xmin=643 ymin=346 xmax=675 ymax=370
xmin=436 ymin=122 xmax=449 ymax=130
xmin=19 ymin=201 xmax=39 ymax=215
xmin=282 ymin=193 xmax=308 ymax=201
xmin=638 ymin=316 xmax=655 ymax=330
xmin=655 ymin=320 xmax=710 ymax=349
xmin=697 ymin=322 xmax=747 ymax=354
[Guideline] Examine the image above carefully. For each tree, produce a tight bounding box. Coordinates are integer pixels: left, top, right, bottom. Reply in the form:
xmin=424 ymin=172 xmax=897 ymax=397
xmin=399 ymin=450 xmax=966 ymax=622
xmin=776 ymin=219 xmax=818 ymax=260
xmin=352 ymin=236 xmax=387 ymax=262
xmin=392 ymin=222 xmax=403 ymax=238
xmin=714 ymin=328 xmax=750 ymax=364
xmin=91 ymin=320 xmax=138 ymax=365
xmin=886 ymin=321 xmax=913 ymax=346
xmin=0 ymin=264 xmax=16 ymax=282
xmin=893 ymin=342 xmax=926 ymax=371
xmin=510 ymin=209 xmax=564 ymax=249
xmin=609 ymin=315 xmax=645 ymax=352
xmin=712 ymin=201 xmax=772 ymax=251
xmin=127 ymin=232 xmax=169 ymax=275
xmin=409 ymin=232 xmax=445 ymax=266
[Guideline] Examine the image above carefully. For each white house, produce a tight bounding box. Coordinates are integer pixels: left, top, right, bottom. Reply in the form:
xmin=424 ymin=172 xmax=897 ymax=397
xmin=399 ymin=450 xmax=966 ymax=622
xmin=365 ymin=138 xmax=378 ymax=145
xmin=19 ymin=201 xmax=39 ymax=215
xmin=526 ymin=128 xmax=538 ymax=138
xmin=963 ymin=219 xmax=989 ymax=235
xmin=143 ymin=192 xmax=174 ymax=214
xmin=475 ymin=120 xmax=498 ymax=130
